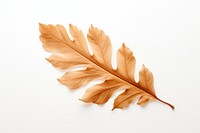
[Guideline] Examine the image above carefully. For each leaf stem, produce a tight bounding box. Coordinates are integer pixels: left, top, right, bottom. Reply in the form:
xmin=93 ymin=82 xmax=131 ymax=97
xmin=156 ymin=97 xmax=175 ymax=110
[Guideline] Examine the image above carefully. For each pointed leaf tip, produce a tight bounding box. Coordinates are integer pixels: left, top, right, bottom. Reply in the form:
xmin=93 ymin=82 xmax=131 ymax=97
xmin=69 ymin=23 xmax=72 ymax=27
xmin=69 ymin=23 xmax=74 ymax=28
xmin=90 ymin=24 xmax=94 ymax=28
xmin=45 ymin=58 xmax=49 ymax=61
xmin=39 ymin=23 xmax=44 ymax=30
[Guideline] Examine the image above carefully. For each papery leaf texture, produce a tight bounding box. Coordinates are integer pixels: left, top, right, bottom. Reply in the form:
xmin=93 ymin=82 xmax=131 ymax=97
xmin=39 ymin=23 xmax=174 ymax=110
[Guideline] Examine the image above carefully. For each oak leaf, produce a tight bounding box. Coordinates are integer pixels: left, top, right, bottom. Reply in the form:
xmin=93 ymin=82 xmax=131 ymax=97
xmin=39 ymin=23 xmax=174 ymax=110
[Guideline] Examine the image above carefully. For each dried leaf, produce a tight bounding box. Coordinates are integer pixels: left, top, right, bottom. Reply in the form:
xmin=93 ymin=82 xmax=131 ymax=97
xmin=117 ymin=44 xmax=136 ymax=82
xmin=39 ymin=23 xmax=174 ymax=110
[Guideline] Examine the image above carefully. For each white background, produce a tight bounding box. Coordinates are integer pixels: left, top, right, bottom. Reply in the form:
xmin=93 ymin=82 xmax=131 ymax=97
xmin=0 ymin=0 xmax=200 ymax=133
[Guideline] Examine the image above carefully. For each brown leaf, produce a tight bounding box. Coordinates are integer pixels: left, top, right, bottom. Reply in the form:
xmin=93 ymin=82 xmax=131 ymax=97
xmin=69 ymin=24 xmax=90 ymax=56
xmin=39 ymin=23 xmax=174 ymax=110
xmin=117 ymin=44 xmax=136 ymax=82
xmin=46 ymin=53 xmax=88 ymax=69
xmin=87 ymin=25 xmax=112 ymax=69
xmin=40 ymin=24 xmax=71 ymax=53
xmin=80 ymin=79 xmax=125 ymax=104
xmin=58 ymin=68 xmax=103 ymax=89
xmin=139 ymin=65 xmax=155 ymax=96
xmin=112 ymin=88 xmax=142 ymax=110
